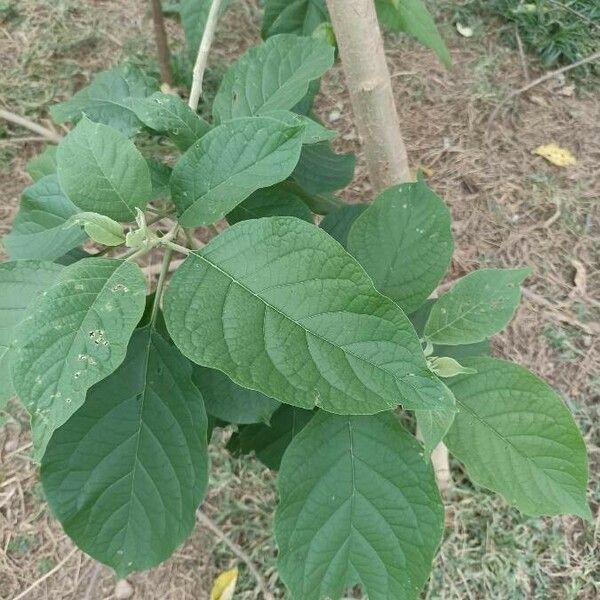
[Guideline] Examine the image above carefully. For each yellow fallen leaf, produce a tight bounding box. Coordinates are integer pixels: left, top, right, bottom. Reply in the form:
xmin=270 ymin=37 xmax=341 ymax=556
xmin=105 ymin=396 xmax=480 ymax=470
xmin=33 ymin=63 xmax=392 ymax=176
xmin=534 ymin=143 xmax=577 ymax=167
xmin=210 ymin=568 xmax=238 ymax=600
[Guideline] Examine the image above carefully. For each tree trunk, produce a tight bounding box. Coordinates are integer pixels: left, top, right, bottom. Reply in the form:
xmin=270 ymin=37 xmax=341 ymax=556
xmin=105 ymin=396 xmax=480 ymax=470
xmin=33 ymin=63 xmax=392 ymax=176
xmin=325 ymin=0 xmax=410 ymax=189
xmin=326 ymin=0 xmax=450 ymax=495
xmin=151 ymin=0 xmax=174 ymax=87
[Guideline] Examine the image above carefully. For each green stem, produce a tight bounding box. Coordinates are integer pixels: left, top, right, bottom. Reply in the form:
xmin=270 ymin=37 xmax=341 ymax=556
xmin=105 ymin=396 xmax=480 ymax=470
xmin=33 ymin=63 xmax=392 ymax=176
xmin=150 ymin=244 xmax=174 ymax=325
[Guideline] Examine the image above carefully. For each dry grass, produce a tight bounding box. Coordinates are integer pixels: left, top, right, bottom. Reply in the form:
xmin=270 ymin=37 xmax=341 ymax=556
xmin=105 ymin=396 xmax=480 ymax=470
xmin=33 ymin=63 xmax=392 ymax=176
xmin=0 ymin=0 xmax=598 ymax=598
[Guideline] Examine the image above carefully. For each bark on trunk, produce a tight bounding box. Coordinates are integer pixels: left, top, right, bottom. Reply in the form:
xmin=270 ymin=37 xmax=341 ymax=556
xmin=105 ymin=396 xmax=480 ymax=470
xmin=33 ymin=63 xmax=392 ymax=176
xmin=325 ymin=0 xmax=410 ymax=189
xmin=327 ymin=0 xmax=450 ymax=495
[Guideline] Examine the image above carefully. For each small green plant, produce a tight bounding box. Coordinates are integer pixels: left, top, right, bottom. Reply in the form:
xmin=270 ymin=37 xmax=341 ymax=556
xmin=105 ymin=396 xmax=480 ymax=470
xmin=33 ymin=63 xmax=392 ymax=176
xmin=0 ymin=3 xmax=590 ymax=599
xmin=455 ymin=0 xmax=600 ymax=79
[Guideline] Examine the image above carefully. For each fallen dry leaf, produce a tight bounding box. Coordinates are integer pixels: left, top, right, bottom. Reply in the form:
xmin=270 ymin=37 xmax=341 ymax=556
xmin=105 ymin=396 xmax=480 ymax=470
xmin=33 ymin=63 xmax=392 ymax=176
xmin=456 ymin=22 xmax=474 ymax=37
xmin=534 ymin=143 xmax=577 ymax=167
xmin=210 ymin=567 xmax=238 ymax=600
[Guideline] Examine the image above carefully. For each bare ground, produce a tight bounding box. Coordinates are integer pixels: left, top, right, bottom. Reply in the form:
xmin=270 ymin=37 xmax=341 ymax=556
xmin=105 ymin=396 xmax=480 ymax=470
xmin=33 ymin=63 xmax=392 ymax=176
xmin=0 ymin=1 xmax=598 ymax=598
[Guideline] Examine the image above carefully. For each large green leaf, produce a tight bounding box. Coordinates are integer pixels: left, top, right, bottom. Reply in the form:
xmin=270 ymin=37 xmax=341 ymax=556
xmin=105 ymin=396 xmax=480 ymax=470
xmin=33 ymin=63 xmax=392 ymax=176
xmin=26 ymin=145 xmax=58 ymax=181
xmin=171 ymin=117 xmax=304 ymax=227
xmin=3 ymin=175 xmax=88 ymax=261
xmin=12 ymin=258 xmax=146 ymax=457
xmin=0 ymin=261 xmax=64 ymax=407
xmin=41 ymin=327 xmax=208 ymax=576
xmin=292 ymin=142 xmax=355 ymax=195
xmin=57 ymin=118 xmax=152 ymax=222
xmin=375 ymin=0 xmax=451 ymax=67
xmin=192 ymin=365 xmax=279 ymax=424
xmin=347 ymin=181 xmax=453 ymax=314
xmin=319 ymin=203 xmax=367 ymax=247
xmin=179 ymin=0 xmax=231 ymax=59
xmin=213 ymin=34 xmax=334 ymax=122
xmin=445 ymin=358 xmax=590 ymax=518
xmin=130 ymin=92 xmax=210 ymax=151
xmin=275 ymin=411 xmax=444 ymax=600
xmin=262 ymin=0 xmax=329 ymax=37
xmin=50 ymin=64 xmax=157 ymax=137
xmin=262 ymin=110 xmax=336 ymax=144
xmin=164 ymin=217 xmax=454 ymax=415
xmin=424 ymin=268 xmax=532 ymax=345
xmin=226 ymin=186 xmax=313 ymax=226
xmin=233 ymin=405 xmax=314 ymax=469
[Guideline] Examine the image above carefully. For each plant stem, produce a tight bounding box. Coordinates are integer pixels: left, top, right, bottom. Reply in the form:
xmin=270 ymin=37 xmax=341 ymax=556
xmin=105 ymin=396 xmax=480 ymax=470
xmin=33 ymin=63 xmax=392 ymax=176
xmin=188 ymin=0 xmax=224 ymax=111
xmin=150 ymin=0 xmax=174 ymax=86
xmin=324 ymin=0 xmax=411 ymax=188
xmin=150 ymin=245 xmax=174 ymax=324
xmin=0 ymin=108 xmax=62 ymax=143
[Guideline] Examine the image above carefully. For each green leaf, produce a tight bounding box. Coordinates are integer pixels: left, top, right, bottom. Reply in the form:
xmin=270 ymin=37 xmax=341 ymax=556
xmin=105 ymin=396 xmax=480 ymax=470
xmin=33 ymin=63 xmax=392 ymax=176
xmin=445 ymin=357 xmax=591 ymax=519
xmin=262 ymin=110 xmax=335 ymax=144
xmin=57 ymin=117 xmax=153 ymax=222
xmin=375 ymin=0 xmax=451 ymax=67
xmin=213 ymin=34 xmax=334 ymax=122
xmin=12 ymin=258 xmax=146 ymax=458
xmin=275 ymin=411 xmax=444 ymax=600
xmin=292 ymin=142 xmax=355 ymax=195
xmin=65 ymin=212 xmax=126 ymax=247
xmin=409 ymin=299 xmax=490 ymax=360
xmin=130 ymin=92 xmax=210 ymax=151
xmin=427 ymin=356 xmax=476 ymax=378
xmin=50 ymin=64 xmax=158 ymax=137
xmin=41 ymin=327 xmax=209 ymax=576
xmin=347 ymin=181 xmax=453 ymax=314
xmin=171 ymin=117 xmax=304 ymax=227
xmin=164 ymin=216 xmax=455 ymax=415
xmin=0 ymin=261 xmax=64 ymax=407
xmin=415 ymin=405 xmax=455 ymax=455
xmin=26 ymin=145 xmax=58 ymax=181
xmin=3 ymin=175 xmax=88 ymax=261
xmin=180 ymin=0 xmax=231 ymax=59
xmin=424 ymin=268 xmax=532 ymax=345
xmin=262 ymin=0 xmax=329 ymax=37
xmin=147 ymin=159 xmax=172 ymax=200
xmin=192 ymin=365 xmax=279 ymax=424
xmin=226 ymin=186 xmax=313 ymax=226
xmin=319 ymin=204 xmax=367 ymax=247
xmin=234 ymin=405 xmax=314 ymax=469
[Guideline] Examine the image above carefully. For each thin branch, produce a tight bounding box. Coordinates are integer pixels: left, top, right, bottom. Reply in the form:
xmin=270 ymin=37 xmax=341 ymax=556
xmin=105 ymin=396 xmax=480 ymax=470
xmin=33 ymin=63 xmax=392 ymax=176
xmin=188 ymin=0 xmax=225 ymax=111
xmin=150 ymin=0 xmax=174 ymax=86
xmin=487 ymin=50 xmax=600 ymax=131
xmin=546 ymin=0 xmax=600 ymax=31
xmin=13 ymin=548 xmax=78 ymax=600
xmin=197 ymin=510 xmax=274 ymax=600
xmin=0 ymin=108 xmax=62 ymax=143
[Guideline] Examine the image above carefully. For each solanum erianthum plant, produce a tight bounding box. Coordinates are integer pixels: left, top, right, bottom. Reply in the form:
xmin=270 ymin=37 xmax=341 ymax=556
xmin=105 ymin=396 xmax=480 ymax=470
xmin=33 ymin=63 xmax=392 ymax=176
xmin=0 ymin=2 xmax=589 ymax=598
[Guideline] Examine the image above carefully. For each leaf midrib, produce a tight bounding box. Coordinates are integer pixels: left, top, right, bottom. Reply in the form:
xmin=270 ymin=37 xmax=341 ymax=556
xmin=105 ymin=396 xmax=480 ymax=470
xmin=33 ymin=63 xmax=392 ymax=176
xmin=191 ymin=251 xmax=440 ymax=410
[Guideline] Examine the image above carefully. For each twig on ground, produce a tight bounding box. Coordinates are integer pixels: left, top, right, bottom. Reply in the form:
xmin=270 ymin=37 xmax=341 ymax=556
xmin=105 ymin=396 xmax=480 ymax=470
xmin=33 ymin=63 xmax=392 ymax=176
xmin=514 ymin=26 xmax=529 ymax=83
xmin=0 ymin=108 xmax=63 ymax=143
xmin=188 ymin=0 xmax=225 ymax=111
xmin=82 ymin=562 xmax=103 ymax=600
xmin=487 ymin=50 xmax=600 ymax=132
xmin=150 ymin=0 xmax=174 ymax=86
xmin=197 ymin=510 xmax=274 ymax=600
xmin=12 ymin=547 xmax=78 ymax=600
